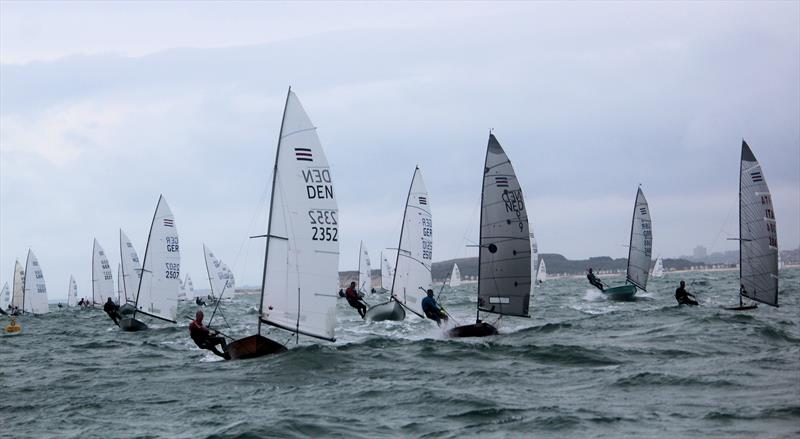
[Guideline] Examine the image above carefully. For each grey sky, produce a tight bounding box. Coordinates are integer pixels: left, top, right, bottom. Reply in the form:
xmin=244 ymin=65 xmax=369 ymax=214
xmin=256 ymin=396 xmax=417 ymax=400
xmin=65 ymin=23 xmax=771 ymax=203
xmin=1 ymin=1 xmax=798 ymax=298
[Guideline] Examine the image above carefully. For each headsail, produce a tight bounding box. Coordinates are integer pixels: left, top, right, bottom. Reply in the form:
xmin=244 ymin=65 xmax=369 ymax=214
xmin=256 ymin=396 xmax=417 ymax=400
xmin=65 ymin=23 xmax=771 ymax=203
xmin=652 ymin=256 xmax=664 ymax=278
xmin=260 ymin=90 xmax=339 ymax=341
xmin=0 ymin=282 xmax=10 ymax=310
xmin=449 ymin=263 xmax=462 ymax=287
xmin=12 ymin=260 xmax=24 ymax=308
xmin=92 ymin=239 xmax=115 ymax=306
xmin=390 ymin=167 xmax=433 ymax=316
xmin=358 ymin=242 xmax=372 ymax=294
xmin=739 ymin=140 xmax=778 ymax=306
xmin=203 ymin=244 xmax=236 ymax=299
xmin=626 ymin=187 xmax=652 ymax=290
xmin=119 ymin=229 xmax=142 ymax=304
xmin=133 ymin=195 xmax=180 ymax=323
xmin=477 ymin=134 xmax=531 ymax=317
xmin=23 ymin=250 xmax=48 ymax=314
xmin=68 ymin=275 xmax=78 ymax=307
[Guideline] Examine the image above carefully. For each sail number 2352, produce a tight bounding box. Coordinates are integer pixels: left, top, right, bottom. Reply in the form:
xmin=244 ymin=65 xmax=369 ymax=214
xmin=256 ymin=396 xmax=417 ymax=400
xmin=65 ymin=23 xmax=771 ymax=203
xmin=309 ymin=209 xmax=338 ymax=241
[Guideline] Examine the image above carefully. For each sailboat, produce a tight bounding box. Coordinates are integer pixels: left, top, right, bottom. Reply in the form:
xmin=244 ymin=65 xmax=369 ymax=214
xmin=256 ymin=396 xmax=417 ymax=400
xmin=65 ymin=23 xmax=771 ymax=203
xmin=357 ymin=241 xmax=373 ymax=295
xmin=92 ymin=239 xmax=115 ymax=307
xmin=203 ymin=244 xmax=236 ymax=301
xmin=11 ymin=260 xmax=24 ymax=311
xmin=226 ymin=88 xmax=339 ymax=360
xmin=364 ymin=167 xmax=432 ymax=322
xmin=119 ymin=229 xmax=142 ymax=314
xmin=22 ymin=250 xmax=49 ymax=315
xmin=68 ymin=276 xmax=78 ymax=307
xmin=178 ymin=277 xmax=187 ymax=300
xmin=377 ymin=251 xmax=394 ymax=293
xmin=652 ymin=256 xmax=664 ymax=278
xmin=185 ymin=275 xmax=199 ymax=301
xmin=725 ymin=140 xmax=779 ymax=311
xmin=449 ymin=133 xmax=531 ymax=338
xmin=119 ymin=195 xmax=180 ymax=331
xmin=0 ymin=282 xmax=10 ymax=311
xmin=602 ymin=187 xmax=652 ymax=300
xmin=449 ymin=263 xmax=462 ymax=288
xmin=536 ymin=259 xmax=547 ymax=283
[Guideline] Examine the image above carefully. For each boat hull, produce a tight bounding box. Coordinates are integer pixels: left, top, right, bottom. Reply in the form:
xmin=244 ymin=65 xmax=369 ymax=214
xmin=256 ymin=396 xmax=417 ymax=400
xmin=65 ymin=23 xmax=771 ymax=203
xmin=448 ymin=322 xmax=498 ymax=338
xmin=227 ymin=334 xmax=288 ymax=360
xmin=603 ymin=284 xmax=637 ymax=301
xmin=724 ymin=304 xmax=758 ymax=311
xmin=119 ymin=303 xmax=136 ymax=316
xmin=364 ymin=300 xmax=405 ymax=322
xmin=119 ymin=317 xmax=148 ymax=332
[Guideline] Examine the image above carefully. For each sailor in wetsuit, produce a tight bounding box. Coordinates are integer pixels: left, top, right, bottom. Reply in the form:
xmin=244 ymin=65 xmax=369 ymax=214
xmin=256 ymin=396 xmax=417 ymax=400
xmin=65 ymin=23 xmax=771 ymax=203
xmin=675 ymin=281 xmax=698 ymax=306
xmin=421 ymin=289 xmax=448 ymax=326
xmin=587 ymin=268 xmax=605 ymax=291
xmin=189 ymin=310 xmax=230 ymax=359
xmin=344 ymin=282 xmax=367 ymax=318
xmin=103 ymin=297 xmax=122 ymax=326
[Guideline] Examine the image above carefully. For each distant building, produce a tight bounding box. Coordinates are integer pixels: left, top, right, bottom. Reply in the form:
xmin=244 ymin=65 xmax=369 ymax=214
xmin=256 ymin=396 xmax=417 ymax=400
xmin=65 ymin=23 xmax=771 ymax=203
xmin=693 ymin=245 xmax=708 ymax=260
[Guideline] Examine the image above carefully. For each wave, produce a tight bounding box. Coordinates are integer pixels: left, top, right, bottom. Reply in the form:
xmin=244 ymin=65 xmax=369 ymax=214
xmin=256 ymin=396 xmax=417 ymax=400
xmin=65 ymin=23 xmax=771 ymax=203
xmin=615 ymin=372 xmax=737 ymax=388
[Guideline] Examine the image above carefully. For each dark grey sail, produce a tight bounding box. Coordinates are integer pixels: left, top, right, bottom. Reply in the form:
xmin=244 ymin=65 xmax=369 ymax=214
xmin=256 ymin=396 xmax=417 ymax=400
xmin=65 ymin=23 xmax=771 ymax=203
xmin=739 ymin=140 xmax=778 ymax=306
xmin=476 ymin=134 xmax=531 ymax=317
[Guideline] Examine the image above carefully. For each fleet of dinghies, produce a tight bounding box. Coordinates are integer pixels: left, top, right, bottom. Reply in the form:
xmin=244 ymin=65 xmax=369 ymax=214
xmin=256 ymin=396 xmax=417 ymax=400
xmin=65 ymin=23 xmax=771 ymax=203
xmin=0 ymin=87 xmax=783 ymax=349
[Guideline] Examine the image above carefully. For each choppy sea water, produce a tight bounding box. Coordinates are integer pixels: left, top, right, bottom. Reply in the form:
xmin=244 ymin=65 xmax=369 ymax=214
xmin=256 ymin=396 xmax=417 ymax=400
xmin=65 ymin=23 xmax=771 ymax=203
xmin=1 ymin=268 xmax=798 ymax=438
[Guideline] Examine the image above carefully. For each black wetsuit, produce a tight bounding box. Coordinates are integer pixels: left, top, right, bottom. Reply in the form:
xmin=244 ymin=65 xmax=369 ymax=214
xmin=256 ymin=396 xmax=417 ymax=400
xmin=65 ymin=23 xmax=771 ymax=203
xmin=587 ymin=273 xmax=604 ymax=291
xmin=421 ymin=296 xmax=447 ymax=326
xmin=103 ymin=300 xmax=122 ymax=326
xmin=675 ymin=286 xmax=698 ymax=306
xmin=189 ymin=320 xmax=229 ymax=359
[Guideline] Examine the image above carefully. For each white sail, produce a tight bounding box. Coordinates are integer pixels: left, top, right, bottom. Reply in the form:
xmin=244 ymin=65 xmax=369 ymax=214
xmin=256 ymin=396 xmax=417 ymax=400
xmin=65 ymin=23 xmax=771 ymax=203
xmin=476 ymin=134 xmax=531 ymax=317
xmin=178 ymin=277 xmax=187 ymax=300
xmin=133 ymin=195 xmax=180 ymax=323
xmin=11 ymin=260 xmax=24 ymax=308
xmin=449 ymin=263 xmax=462 ymax=287
xmin=380 ymin=251 xmax=394 ymax=290
xmin=119 ymin=229 xmax=142 ymax=304
xmin=739 ymin=141 xmax=778 ymax=306
xmin=260 ymin=90 xmax=339 ymax=341
xmin=68 ymin=275 xmax=78 ymax=307
xmin=185 ymin=275 xmax=200 ymax=299
xmin=652 ymin=256 xmax=664 ymax=278
xmin=537 ymin=259 xmax=547 ymax=282
xmin=92 ymin=239 xmax=115 ymax=305
xmin=203 ymin=244 xmax=236 ymax=299
xmin=358 ymin=241 xmax=372 ymax=294
xmin=626 ymin=187 xmax=653 ymax=290
xmin=390 ymin=167 xmax=433 ymax=316
xmin=23 ymin=250 xmax=48 ymax=314
xmin=530 ymin=231 xmax=539 ymax=289
xmin=0 ymin=282 xmax=10 ymax=310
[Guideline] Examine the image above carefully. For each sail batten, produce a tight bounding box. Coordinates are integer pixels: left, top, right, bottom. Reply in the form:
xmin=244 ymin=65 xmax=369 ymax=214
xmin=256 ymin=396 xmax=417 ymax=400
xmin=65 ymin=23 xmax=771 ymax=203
xmin=626 ymin=188 xmax=653 ymax=291
xmin=259 ymin=90 xmax=339 ymax=341
xmin=476 ymin=134 xmax=531 ymax=318
xmin=739 ymin=140 xmax=778 ymax=306
xmin=23 ymin=250 xmax=48 ymax=314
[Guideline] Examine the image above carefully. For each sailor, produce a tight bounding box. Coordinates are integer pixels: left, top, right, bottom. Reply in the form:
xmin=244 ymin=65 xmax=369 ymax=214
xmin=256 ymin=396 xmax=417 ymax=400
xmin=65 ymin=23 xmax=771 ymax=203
xmin=189 ymin=310 xmax=229 ymax=359
xmin=675 ymin=281 xmax=698 ymax=306
xmin=344 ymin=281 xmax=367 ymax=318
xmin=587 ymin=268 xmax=604 ymax=291
xmin=103 ymin=297 xmax=122 ymax=326
xmin=421 ymin=289 xmax=448 ymax=326
xmin=195 ymin=296 xmax=206 ymax=306
xmin=78 ymin=298 xmax=84 ymax=307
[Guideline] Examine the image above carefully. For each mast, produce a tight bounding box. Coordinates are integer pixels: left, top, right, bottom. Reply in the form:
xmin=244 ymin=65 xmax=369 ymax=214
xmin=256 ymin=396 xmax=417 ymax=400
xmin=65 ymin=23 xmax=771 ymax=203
xmin=257 ymin=86 xmax=292 ymax=336
xmin=738 ymin=140 xmax=744 ymax=307
xmin=390 ymin=166 xmax=419 ymax=304
xmin=92 ymin=239 xmax=97 ymax=305
xmin=133 ymin=195 xmax=163 ymax=317
xmin=358 ymin=241 xmax=363 ymax=289
xmin=22 ymin=250 xmax=29 ymax=312
xmin=476 ymin=132 xmax=491 ymax=323
xmin=625 ymin=187 xmax=639 ymax=286
xmin=119 ymin=230 xmax=127 ymax=301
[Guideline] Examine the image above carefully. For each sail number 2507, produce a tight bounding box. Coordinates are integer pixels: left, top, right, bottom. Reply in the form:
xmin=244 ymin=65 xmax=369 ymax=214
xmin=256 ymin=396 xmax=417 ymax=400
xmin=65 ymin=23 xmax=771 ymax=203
xmin=308 ymin=209 xmax=338 ymax=241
